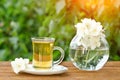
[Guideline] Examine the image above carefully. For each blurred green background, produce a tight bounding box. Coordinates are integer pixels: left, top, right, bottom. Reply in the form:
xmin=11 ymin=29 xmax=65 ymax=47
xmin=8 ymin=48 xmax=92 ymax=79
xmin=0 ymin=0 xmax=120 ymax=61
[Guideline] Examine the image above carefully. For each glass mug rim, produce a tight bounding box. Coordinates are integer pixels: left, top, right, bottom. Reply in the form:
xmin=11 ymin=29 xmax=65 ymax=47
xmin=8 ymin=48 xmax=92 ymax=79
xmin=31 ymin=37 xmax=55 ymax=42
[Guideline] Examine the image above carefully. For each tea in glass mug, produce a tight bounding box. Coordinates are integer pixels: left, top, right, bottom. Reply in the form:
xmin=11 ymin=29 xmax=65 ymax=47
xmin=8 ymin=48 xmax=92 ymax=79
xmin=31 ymin=37 xmax=64 ymax=69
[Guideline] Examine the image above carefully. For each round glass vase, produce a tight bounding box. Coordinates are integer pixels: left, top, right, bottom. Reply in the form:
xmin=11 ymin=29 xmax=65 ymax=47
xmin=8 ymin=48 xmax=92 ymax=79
xmin=69 ymin=35 xmax=109 ymax=71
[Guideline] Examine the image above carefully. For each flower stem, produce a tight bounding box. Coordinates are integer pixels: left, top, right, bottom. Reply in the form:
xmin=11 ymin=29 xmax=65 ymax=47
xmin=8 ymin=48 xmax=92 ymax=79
xmin=86 ymin=52 xmax=98 ymax=63
xmin=85 ymin=50 xmax=89 ymax=68
xmin=74 ymin=50 xmax=78 ymax=61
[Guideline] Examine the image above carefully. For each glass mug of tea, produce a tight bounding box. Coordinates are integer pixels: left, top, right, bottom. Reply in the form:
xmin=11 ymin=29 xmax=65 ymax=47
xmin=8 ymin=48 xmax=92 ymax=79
xmin=31 ymin=37 xmax=64 ymax=69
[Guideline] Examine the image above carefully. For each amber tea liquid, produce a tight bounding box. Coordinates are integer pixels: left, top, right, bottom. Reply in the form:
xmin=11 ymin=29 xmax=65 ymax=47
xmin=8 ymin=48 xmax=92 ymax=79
xmin=32 ymin=40 xmax=54 ymax=69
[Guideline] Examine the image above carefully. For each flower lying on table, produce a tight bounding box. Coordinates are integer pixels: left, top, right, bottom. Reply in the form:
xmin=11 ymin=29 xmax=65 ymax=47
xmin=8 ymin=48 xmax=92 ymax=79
xmin=11 ymin=58 xmax=29 ymax=74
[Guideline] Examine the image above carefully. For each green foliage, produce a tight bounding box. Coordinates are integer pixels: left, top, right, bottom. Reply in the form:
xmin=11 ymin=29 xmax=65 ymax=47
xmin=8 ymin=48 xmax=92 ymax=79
xmin=0 ymin=0 xmax=120 ymax=61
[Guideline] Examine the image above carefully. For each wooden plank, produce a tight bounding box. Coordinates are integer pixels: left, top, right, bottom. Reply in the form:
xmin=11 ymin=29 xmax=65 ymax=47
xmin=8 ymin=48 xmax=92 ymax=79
xmin=0 ymin=61 xmax=120 ymax=80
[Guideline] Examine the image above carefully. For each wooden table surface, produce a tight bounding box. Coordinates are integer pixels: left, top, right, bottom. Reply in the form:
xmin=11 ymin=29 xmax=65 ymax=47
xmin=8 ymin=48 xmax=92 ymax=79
xmin=0 ymin=61 xmax=120 ymax=80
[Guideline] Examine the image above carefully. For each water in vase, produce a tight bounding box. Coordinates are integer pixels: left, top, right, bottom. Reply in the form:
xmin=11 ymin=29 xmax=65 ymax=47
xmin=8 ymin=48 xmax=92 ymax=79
xmin=69 ymin=48 xmax=109 ymax=71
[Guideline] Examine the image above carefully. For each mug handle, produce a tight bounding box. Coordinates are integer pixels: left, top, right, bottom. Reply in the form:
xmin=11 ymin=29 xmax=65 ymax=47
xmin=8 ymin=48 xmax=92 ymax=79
xmin=53 ymin=46 xmax=64 ymax=65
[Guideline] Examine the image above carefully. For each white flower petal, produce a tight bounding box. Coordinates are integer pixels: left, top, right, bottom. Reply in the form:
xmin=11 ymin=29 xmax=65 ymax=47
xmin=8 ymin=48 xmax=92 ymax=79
xmin=24 ymin=59 xmax=29 ymax=64
xmin=11 ymin=58 xmax=29 ymax=74
xmin=75 ymin=18 xmax=104 ymax=49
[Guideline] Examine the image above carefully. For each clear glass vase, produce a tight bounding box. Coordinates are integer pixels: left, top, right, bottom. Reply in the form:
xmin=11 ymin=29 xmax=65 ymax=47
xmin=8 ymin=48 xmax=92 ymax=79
xmin=69 ymin=35 xmax=109 ymax=71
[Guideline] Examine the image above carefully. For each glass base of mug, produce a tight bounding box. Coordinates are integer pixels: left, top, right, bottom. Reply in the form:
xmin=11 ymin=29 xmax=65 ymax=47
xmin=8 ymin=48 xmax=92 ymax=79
xmin=32 ymin=60 xmax=52 ymax=70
